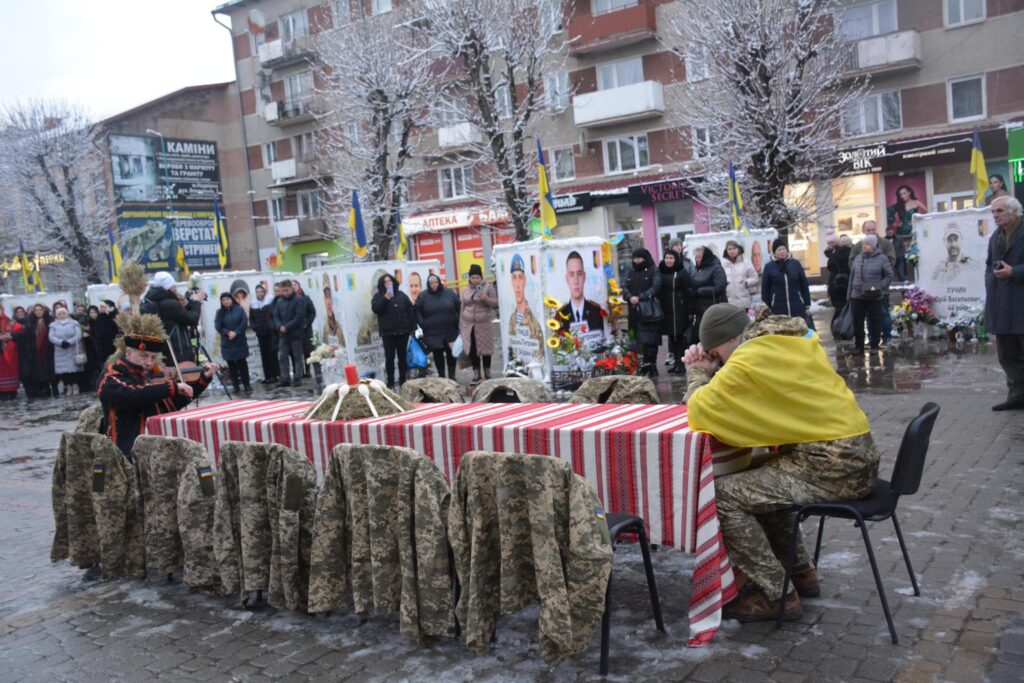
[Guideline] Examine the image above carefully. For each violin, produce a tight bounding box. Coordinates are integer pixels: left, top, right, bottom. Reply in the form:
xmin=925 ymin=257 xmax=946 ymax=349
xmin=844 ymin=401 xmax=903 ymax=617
xmin=151 ymin=360 xmax=206 ymax=383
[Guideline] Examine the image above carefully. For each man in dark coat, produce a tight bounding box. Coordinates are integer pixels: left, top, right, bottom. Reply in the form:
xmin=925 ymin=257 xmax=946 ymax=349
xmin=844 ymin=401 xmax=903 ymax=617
xmin=557 ymin=251 xmax=605 ymax=337
xmin=623 ymin=248 xmax=662 ymax=377
xmin=140 ymin=272 xmax=204 ymax=363
xmin=91 ymin=301 xmax=119 ymax=368
xmin=824 ymin=235 xmax=852 ymax=315
xmin=762 ymin=240 xmax=812 ymax=323
xmin=249 ymin=284 xmax=279 ymax=384
xmin=372 ymin=273 xmax=416 ymax=389
xmin=272 ymin=280 xmax=307 ymax=388
xmin=987 ymin=196 xmax=1024 ymax=411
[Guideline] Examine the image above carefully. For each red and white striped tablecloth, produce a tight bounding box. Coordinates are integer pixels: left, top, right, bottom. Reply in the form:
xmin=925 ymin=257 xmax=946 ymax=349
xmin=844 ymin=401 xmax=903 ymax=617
xmin=147 ymin=399 xmax=737 ymax=647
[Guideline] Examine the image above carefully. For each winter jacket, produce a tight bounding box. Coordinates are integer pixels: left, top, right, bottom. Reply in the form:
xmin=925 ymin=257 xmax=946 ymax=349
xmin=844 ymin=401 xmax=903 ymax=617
xmin=761 ymin=257 xmax=811 ymax=318
xmin=850 ymin=250 xmax=894 ymax=300
xmin=142 ymin=287 xmax=202 ymax=363
xmin=213 ymin=442 xmax=318 ymax=611
xmin=459 ymin=282 xmax=499 ymax=356
xmin=623 ymin=249 xmax=662 ymax=346
xmin=658 ymin=259 xmax=692 ymax=339
xmin=49 ymin=318 xmax=83 ymax=375
xmin=249 ymin=295 xmax=275 ymax=336
xmin=371 ymin=276 xmax=416 ymax=337
xmin=722 ymin=256 xmax=759 ymax=309
xmin=90 ymin=311 xmax=118 ymax=366
xmin=985 ymin=218 xmax=1024 ymax=335
xmin=825 ymin=245 xmax=852 ymax=294
xmin=299 ymin=293 xmax=317 ymax=343
xmin=308 ymin=444 xmax=455 ymax=643
xmin=24 ymin=313 xmax=55 ymax=383
xmin=214 ymin=302 xmax=249 ymax=362
xmin=448 ymin=451 xmax=613 ymax=666
xmin=133 ymin=435 xmax=219 ymax=589
xmin=415 ymin=284 xmax=461 ymax=351
xmin=272 ymin=292 xmax=307 ymax=341
xmin=691 ymin=251 xmax=728 ymax=316
xmin=848 ymin=237 xmax=895 ymax=270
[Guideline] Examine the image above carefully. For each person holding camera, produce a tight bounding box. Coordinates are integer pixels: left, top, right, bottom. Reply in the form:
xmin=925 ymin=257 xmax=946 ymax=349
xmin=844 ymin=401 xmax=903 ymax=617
xmin=141 ymin=272 xmax=204 ymax=363
xmin=371 ymin=273 xmax=416 ymax=389
xmin=987 ymin=196 xmax=1024 ymax=411
xmin=849 ymin=235 xmax=893 ymax=353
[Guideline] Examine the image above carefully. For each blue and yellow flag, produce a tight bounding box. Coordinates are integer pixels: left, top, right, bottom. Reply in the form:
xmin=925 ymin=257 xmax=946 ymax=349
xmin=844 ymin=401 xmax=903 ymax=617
xmin=970 ymin=130 xmax=988 ymax=206
xmin=176 ymin=244 xmax=190 ymax=279
xmin=19 ymin=240 xmax=41 ymax=292
xmin=536 ymin=140 xmax=556 ymax=240
xmin=350 ymin=189 xmax=368 ymax=258
xmin=728 ymin=161 xmax=750 ymax=235
xmin=213 ymin=198 xmax=228 ymax=269
xmin=395 ymin=209 xmax=408 ymax=260
xmin=277 ymin=232 xmax=286 ymax=269
xmin=106 ymin=226 xmax=123 ymax=283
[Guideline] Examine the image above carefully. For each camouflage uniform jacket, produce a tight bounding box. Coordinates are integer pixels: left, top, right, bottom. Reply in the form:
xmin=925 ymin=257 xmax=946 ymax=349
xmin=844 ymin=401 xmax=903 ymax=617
xmin=51 ymin=432 xmax=104 ymax=567
xmin=683 ymin=306 xmax=879 ymax=497
xmin=568 ymin=375 xmax=659 ymax=405
xmin=308 ymin=444 xmax=455 ymax=643
xmin=212 ymin=442 xmax=318 ymax=611
xmin=97 ymin=358 xmax=209 ymax=458
xmin=133 ymin=435 xmax=219 ymax=589
xmin=448 ymin=451 xmax=613 ymax=666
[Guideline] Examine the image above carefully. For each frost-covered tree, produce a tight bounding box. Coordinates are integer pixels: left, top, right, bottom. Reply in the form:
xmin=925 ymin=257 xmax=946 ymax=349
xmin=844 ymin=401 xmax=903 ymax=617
xmin=418 ymin=0 xmax=570 ymax=241
xmin=313 ymin=9 xmax=438 ymax=260
xmin=0 ymin=100 xmax=111 ymax=285
xmin=664 ymin=0 xmax=865 ymax=236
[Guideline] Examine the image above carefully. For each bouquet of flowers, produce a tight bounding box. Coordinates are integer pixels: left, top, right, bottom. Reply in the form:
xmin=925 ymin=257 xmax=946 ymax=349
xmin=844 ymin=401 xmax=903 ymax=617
xmin=891 ymin=287 xmax=939 ymax=329
xmin=308 ymin=343 xmax=343 ymax=365
xmin=543 ymin=296 xmax=596 ymax=371
xmin=593 ymin=345 xmax=640 ymax=376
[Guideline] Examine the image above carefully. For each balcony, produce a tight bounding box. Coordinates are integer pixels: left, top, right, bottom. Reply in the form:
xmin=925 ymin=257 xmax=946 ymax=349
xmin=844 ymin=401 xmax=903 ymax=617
xmin=572 ymin=80 xmax=664 ymax=128
xmin=271 ymin=158 xmax=297 ymax=182
xmin=257 ymin=36 xmax=315 ymax=69
xmin=438 ymin=121 xmax=482 ymax=148
xmin=266 ymin=96 xmax=316 ymax=127
xmin=568 ymin=3 xmax=657 ymax=56
xmin=276 ymin=217 xmax=326 ymax=241
xmin=844 ymin=29 xmax=921 ymax=76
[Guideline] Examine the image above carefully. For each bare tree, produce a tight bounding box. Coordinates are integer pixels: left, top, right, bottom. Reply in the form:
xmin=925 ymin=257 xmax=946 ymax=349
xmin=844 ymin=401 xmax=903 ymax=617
xmin=313 ymin=9 xmax=439 ymax=260
xmin=663 ymin=0 xmax=865 ymax=237
xmin=418 ymin=0 xmax=570 ymax=241
xmin=0 ymin=100 xmax=111 ymax=286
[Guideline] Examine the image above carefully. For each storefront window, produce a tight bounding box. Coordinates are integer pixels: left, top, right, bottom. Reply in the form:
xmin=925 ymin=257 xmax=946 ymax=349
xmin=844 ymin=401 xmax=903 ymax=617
xmin=607 ymin=204 xmax=644 ymax=284
xmin=831 ymin=174 xmax=879 ymax=239
xmin=785 ymin=182 xmax=822 ymax=274
xmin=552 ymin=213 xmax=580 ymax=238
xmin=655 ymin=199 xmax=694 ymax=258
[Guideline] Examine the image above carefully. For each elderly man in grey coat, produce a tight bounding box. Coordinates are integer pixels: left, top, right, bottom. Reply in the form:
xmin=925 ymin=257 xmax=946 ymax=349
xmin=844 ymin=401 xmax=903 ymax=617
xmin=987 ymin=196 xmax=1024 ymax=411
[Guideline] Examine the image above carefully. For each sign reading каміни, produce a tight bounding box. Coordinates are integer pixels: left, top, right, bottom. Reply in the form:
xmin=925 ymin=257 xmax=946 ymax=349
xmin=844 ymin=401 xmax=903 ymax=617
xmin=109 ymin=134 xmax=221 ymax=204
xmin=117 ymin=209 xmax=228 ymax=272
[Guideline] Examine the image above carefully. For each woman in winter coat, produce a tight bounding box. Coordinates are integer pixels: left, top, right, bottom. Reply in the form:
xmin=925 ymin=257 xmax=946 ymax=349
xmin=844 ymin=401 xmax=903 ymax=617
xmin=849 ymin=234 xmax=894 ymax=352
xmin=690 ymin=246 xmax=728 ymax=332
xmin=214 ymin=292 xmax=252 ymax=393
xmin=825 ymin=235 xmax=853 ymax=316
xmin=658 ymin=250 xmax=692 ymax=374
xmin=459 ymin=264 xmax=499 ymax=383
xmin=48 ymin=305 xmax=83 ymax=395
xmin=623 ymin=248 xmax=662 ymax=377
xmin=249 ymin=284 xmax=279 ymax=384
xmin=721 ymin=240 xmax=759 ymax=309
xmin=371 ymin=273 xmax=417 ymax=389
xmin=761 ymin=240 xmax=812 ymax=323
xmin=25 ymin=304 xmax=57 ymax=397
xmin=90 ymin=300 xmax=119 ymax=371
xmin=415 ymin=274 xmax=461 ymax=380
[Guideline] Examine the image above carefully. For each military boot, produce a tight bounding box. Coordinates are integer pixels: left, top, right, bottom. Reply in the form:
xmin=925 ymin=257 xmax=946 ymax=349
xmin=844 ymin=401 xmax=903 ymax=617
xmin=792 ymin=568 xmax=820 ymax=598
xmin=723 ymin=584 xmax=801 ymax=622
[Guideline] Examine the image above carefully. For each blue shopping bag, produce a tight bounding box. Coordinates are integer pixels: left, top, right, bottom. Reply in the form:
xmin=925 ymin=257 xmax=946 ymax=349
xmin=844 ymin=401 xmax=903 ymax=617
xmin=407 ymin=337 xmax=429 ymax=369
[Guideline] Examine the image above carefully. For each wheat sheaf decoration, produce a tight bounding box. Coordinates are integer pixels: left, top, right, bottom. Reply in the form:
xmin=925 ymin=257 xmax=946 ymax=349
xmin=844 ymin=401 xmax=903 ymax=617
xmin=119 ymin=260 xmax=147 ymax=314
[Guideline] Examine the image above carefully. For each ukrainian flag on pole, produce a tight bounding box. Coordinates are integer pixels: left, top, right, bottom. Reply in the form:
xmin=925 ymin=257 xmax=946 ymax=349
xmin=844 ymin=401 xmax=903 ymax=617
xmin=728 ymin=161 xmax=750 ymax=235
xmin=106 ymin=226 xmax=123 ymax=283
xmin=970 ymin=129 xmax=988 ymax=206
xmin=213 ymin=197 xmax=228 ymax=269
xmin=395 ymin=209 xmax=408 ymax=260
xmin=176 ymin=244 xmax=190 ymax=279
xmin=19 ymin=240 xmax=40 ymax=292
xmin=350 ymin=189 xmax=368 ymax=258
xmin=537 ymin=140 xmax=557 ymax=240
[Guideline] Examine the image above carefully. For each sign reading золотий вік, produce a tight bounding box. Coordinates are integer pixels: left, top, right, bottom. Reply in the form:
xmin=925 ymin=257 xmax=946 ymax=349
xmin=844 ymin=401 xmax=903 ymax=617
xmin=117 ymin=209 xmax=228 ymax=272
xmin=109 ymin=134 xmax=221 ymax=204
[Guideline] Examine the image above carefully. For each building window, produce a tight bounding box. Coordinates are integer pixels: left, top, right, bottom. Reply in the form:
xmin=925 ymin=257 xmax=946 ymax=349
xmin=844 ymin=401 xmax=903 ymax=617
xmin=372 ymin=0 xmax=392 ymax=15
xmin=604 ymin=133 xmax=649 ymax=174
xmin=597 ymin=57 xmax=644 ymax=90
xmin=270 ymin=197 xmax=285 ymax=222
xmin=294 ymin=132 xmax=316 ymax=162
xmin=345 ymin=121 xmax=360 ymax=144
xmin=545 ymin=71 xmax=570 ymax=111
xmin=591 ymin=0 xmax=637 ymax=17
xmin=435 ymin=99 xmax=467 ymax=124
xmin=496 ymin=84 xmax=513 ymax=121
xmin=838 ymin=0 xmax=896 ymax=40
xmin=945 ymin=0 xmax=984 ymax=27
xmin=545 ymin=0 xmax=564 ymax=31
xmin=439 ymin=165 xmax=474 ymax=199
xmin=284 ymin=71 xmax=314 ymax=114
xmin=333 ymin=0 xmax=348 ymax=25
xmin=948 ymin=75 xmax=985 ymax=122
xmin=263 ymin=141 xmax=278 ymax=166
xmin=842 ymin=90 xmax=901 ymax=137
xmin=298 ymin=190 xmax=321 ymax=218
xmin=252 ymin=28 xmax=267 ymax=54
xmin=552 ymin=147 xmax=575 ymax=182
xmin=303 ymin=252 xmax=329 ymax=269
xmin=280 ymin=9 xmax=308 ymax=43
xmin=692 ymin=127 xmax=718 ymax=159
xmin=685 ymin=45 xmax=709 ymax=82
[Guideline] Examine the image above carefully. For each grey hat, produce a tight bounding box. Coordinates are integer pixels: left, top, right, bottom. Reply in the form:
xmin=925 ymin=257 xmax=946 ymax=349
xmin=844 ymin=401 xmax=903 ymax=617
xmin=864 ymin=234 xmax=878 ymax=247
xmin=699 ymin=303 xmax=750 ymax=350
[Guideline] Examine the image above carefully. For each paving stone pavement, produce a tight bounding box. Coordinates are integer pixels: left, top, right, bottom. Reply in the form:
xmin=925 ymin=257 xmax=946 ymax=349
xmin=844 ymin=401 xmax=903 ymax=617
xmin=0 ymin=335 xmax=1021 ymax=682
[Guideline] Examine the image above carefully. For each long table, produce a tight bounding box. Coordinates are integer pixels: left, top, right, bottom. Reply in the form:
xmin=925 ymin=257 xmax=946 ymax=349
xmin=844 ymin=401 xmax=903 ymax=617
xmin=147 ymin=399 xmax=738 ymax=647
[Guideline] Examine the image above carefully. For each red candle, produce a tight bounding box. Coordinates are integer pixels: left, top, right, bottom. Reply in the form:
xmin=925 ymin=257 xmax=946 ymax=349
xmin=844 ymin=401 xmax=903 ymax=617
xmin=344 ymin=364 xmax=359 ymax=386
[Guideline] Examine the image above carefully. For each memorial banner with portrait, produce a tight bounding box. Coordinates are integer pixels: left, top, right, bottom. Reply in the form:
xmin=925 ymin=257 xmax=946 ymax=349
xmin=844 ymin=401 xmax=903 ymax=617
xmin=0 ymin=292 xmax=74 ymax=318
xmin=195 ymin=271 xmax=274 ymax=373
xmin=494 ymin=243 xmax=547 ymax=375
xmin=913 ymin=208 xmax=992 ymax=322
xmin=683 ymin=228 xmax=779 ymax=276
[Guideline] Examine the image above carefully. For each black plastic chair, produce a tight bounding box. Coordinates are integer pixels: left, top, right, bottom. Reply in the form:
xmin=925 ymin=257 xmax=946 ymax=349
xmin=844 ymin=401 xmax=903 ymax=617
xmin=776 ymin=402 xmax=940 ymax=644
xmin=600 ymin=513 xmax=665 ymax=676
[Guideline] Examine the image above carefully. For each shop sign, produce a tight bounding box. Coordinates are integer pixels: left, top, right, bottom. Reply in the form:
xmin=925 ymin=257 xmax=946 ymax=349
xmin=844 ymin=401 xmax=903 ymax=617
xmin=408 ymin=207 xmax=512 ymax=232
xmin=552 ymin=192 xmax=592 ymax=214
xmin=838 ymin=144 xmax=887 ymax=175
xmin=628 ymin=179 xmax=689 ymax=205
xmin=837 ymin=129 xmax=1008 ymax=177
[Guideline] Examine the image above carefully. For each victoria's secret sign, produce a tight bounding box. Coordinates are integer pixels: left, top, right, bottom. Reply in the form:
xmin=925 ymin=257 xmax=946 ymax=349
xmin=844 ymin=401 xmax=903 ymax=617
xmin=628 ymin=179 xmax=690 ymax=205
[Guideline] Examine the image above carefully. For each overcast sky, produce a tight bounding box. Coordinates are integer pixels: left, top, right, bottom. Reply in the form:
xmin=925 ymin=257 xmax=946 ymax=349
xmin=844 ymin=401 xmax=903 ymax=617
xmin=0 ymin=0 xmax=237 ymax=120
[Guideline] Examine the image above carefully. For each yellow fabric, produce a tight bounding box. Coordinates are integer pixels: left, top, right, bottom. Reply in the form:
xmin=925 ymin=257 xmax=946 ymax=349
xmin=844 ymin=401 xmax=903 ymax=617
xmin=688 ymin=333 xmax=870 ymax=447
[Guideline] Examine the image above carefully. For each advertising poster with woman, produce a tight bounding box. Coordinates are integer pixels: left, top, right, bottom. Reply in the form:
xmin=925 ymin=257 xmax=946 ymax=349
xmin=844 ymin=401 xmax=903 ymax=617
xmin=494 ymin=243 xmax=546 ymax=374
xmin=913 ymin=208 xmax=991 ymax=321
